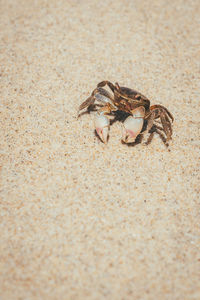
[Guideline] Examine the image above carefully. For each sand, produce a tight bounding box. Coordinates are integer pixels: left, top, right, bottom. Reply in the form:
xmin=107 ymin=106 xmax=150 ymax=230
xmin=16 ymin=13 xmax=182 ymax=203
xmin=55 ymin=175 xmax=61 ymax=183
xmin=0 ymin=0 xmax=200 ymax=299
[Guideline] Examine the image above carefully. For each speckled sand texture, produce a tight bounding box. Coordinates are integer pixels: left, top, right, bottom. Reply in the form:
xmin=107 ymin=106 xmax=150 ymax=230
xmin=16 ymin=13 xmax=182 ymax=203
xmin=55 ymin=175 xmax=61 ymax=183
xmin=0 ymin=0 xmax=200 ymax=299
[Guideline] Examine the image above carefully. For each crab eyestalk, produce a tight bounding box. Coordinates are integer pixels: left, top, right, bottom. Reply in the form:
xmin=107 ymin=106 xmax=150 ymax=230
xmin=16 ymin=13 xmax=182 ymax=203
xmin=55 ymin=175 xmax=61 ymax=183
xmin=94 ymin=113 xmax=110 ymax=143
xmin=122 ymin=106 xmax=145 ymax=143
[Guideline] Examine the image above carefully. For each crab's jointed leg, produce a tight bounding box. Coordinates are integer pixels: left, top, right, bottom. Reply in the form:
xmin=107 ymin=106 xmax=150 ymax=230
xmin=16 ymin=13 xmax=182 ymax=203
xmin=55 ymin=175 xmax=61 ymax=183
xmin=145 ymin=105 xmax=174 ymax=142
xmin=122 ymin=106 xmax=145 ymax=143
xmin=79 ymin=87 xmax=115 ymax=112
xmin=97 ymin=81 xmax=116 ymax=93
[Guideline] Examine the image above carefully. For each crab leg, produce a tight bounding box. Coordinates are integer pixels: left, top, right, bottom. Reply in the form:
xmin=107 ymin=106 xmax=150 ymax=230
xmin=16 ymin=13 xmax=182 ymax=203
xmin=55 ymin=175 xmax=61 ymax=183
xmin=79 ymin=87 xmax=115 ymax=113
xmin=145 ymin=105 xmax=174 ymax=141
xmin=122 ymin=106 xmax=145 ymax=143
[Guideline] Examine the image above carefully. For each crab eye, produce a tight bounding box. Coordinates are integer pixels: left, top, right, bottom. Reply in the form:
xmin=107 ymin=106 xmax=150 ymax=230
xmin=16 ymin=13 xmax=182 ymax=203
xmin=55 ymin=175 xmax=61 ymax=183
xmin=135 ymin=94 xmax=141 ymax=100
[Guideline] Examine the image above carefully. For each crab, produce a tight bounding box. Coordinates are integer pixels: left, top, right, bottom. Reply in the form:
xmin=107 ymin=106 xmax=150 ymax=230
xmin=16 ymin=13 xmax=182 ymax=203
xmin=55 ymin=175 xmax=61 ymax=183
xmin=78 ymin=81 xmax=174 ymax=145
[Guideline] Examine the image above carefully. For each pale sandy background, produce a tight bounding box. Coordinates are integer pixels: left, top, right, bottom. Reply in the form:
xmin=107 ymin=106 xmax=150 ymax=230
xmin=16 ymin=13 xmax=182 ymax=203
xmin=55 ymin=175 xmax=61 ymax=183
xmin=0 ymin=0 xmax=200 ymax=299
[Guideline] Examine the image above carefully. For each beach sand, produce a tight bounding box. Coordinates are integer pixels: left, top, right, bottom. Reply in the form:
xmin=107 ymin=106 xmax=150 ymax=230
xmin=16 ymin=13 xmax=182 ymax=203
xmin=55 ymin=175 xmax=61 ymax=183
xmin=0 ymin=0 xmax=199 ymax=299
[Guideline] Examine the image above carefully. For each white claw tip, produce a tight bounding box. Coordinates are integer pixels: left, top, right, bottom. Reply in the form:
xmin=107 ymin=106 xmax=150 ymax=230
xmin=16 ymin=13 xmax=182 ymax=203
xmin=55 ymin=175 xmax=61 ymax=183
xmin=122 ymin=107 xmax=144 ymax=143
xmin=94 ymin=114 xmax=110 ymax=143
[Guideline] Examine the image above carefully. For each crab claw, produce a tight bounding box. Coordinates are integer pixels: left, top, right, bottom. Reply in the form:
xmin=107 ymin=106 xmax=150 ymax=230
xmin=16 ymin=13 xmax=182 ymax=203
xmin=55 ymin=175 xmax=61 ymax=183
xmin=94 ymin=113 xmax=110 ymax=143
xmin=122 ymin=107 xmax=145 ymax=143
